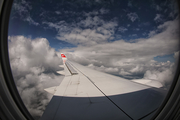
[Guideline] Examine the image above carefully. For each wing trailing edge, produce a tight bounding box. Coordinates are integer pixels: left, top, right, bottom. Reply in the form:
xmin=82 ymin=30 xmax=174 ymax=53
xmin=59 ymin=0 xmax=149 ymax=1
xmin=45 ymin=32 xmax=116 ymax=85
xmin=44 ymin=86 xmax=57 ymax=94
xmin=56 ymin=70 xmax=65 ymax=75
xmin=131 ymin=79 xmax=163 ymax=88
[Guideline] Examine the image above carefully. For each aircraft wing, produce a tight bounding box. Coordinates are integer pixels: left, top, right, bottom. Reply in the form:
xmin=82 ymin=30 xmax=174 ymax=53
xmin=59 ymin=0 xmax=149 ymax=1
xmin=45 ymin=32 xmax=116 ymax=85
xmin=40 ymin=53 xmax=166 ymax=120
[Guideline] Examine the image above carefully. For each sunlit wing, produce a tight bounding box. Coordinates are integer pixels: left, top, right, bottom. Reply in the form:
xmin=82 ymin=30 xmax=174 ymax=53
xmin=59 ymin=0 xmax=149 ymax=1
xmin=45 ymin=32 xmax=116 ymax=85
xmin=40 ymin=53 xmax=166 ymax=120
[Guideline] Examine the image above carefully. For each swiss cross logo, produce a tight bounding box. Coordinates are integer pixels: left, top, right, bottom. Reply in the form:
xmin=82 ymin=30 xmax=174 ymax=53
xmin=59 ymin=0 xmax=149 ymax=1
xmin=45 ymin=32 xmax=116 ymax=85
xmin=61 ymin=54 xmax=66 ymax=58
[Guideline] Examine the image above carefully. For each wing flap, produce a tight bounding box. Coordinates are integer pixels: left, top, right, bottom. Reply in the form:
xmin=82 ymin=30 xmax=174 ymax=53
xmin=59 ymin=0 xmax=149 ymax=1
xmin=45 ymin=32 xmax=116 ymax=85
xmin=65 ymin=62 xmax=78 ymax=75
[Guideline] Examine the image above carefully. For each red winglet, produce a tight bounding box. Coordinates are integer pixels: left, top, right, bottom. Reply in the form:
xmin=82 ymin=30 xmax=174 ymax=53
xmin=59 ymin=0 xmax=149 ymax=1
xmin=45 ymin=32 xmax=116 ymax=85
xmin=61 ymin=53 xmax=66 ymax=58
xmin=61 ymin=53 xmax=67 ymax=63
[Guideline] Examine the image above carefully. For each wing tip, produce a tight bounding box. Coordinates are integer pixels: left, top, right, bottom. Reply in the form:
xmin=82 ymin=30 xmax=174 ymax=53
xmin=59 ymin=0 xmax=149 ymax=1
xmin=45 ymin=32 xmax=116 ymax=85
xmin=61 ymin=53 xmax=67 ymax=63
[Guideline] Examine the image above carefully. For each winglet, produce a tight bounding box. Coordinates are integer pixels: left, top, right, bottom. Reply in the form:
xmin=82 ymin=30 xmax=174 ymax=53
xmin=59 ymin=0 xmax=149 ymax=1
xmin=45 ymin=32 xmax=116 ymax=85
xmin=61 ymin=53 xmax=67 ymax=64
xmin=60 ymin=53 xmax=78 ymax=75
xmin=61 ymin=53 xmax=67 ymax=59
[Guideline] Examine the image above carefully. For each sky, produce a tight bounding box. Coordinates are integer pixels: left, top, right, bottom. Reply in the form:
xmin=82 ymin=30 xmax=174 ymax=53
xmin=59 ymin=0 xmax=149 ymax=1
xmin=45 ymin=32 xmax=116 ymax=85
xmin=8 ymin=0 xmax=179 ymax=119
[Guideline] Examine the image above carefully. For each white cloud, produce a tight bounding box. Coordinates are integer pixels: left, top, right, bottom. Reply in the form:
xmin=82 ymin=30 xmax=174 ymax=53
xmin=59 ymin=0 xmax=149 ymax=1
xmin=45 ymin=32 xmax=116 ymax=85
xmin=13 ymin=0 xmax=31 ymax=15
xmin=88 ymin=64 xmax=119 ymax=74
xmin=131 ymin=34 xmax=137 ymax=37
xmin=119 ymin=68 xmax=131 ymax=76
xmin=25 ymin=16 xmax=39 ymax=26
xmin=78 ymin=16 xmax=103 ymax=27
xmin=45 ymin=16 xmax=118 ymax=46
xmin=154 ymin=14 xmax=163 ymax=22
xmin=43 ymin=21 xmax=65 ymax=30
xmin=9 ymin=36 xmax=61 ymax=73
xmin=148 ymin=30 xmax=156 ymax=37
xmin=143 ymin=68 xmax=174 ymax=88
xmin=127 ymin=12 xmax=139 ymax=22
xmin=149 ymin=17 xmax=179 ymax=37
xmin=129 ymin=65 xmax=144 ymax=74
xmin=8 ymin=36 xmax=64 ymax=119
xmin=118 ymin=27 xmax=128 ymax=33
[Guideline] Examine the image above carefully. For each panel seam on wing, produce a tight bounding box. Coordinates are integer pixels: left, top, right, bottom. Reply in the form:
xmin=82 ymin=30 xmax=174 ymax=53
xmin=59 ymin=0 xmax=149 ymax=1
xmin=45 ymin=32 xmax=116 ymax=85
xmin=68 ymin=61 xmax=134 ymax=120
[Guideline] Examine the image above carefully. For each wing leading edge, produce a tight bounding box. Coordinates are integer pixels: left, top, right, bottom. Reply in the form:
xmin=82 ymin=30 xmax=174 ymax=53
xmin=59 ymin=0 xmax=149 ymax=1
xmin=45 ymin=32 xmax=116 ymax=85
xmin=40 ymin=54 xmax=166 ymax=120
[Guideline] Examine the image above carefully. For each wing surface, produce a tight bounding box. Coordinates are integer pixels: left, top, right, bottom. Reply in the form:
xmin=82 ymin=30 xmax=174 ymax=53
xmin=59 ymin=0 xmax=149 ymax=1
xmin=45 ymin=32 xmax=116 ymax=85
xmin=40 ymin=54 xmax=166 ymax=120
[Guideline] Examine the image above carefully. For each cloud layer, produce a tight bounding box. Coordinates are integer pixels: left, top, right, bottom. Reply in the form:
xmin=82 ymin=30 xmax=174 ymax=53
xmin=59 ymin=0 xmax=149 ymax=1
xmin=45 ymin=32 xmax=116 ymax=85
xmin=58 ymin=18 xmax=179 ymax=88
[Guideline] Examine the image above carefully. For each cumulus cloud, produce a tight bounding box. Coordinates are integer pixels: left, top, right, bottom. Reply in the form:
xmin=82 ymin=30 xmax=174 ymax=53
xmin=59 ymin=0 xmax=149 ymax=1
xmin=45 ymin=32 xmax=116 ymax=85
xmin=138 ymin=59 xmax=177 ymax=89
xmin=127 ymin=12 xmax=139 ymax=22
xmin=129 ymin=65 xmax=144 ymax=74
xmin=8 ymin=36 xmax=64 ymax=119
xmin=88 ymin=64 xmax=119 ymax=74
xmin=143 ymin=67 xmax=174 ymax=88
xmin=44 ymin=15 xmax=118 ymax=46
xmin=119 ymin=68 xmax=131 ymax=76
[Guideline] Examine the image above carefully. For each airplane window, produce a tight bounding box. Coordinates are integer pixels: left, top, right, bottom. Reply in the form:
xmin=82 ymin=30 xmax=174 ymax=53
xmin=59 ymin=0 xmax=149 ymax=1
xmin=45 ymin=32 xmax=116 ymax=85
xmin=7 ymin=0 xmax=179 ymax=120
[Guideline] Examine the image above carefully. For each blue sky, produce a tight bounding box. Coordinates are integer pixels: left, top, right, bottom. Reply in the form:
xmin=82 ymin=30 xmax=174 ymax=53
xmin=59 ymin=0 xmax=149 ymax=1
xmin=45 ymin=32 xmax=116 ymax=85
xmin=9 ymin=0 xmax=178 ymax=50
